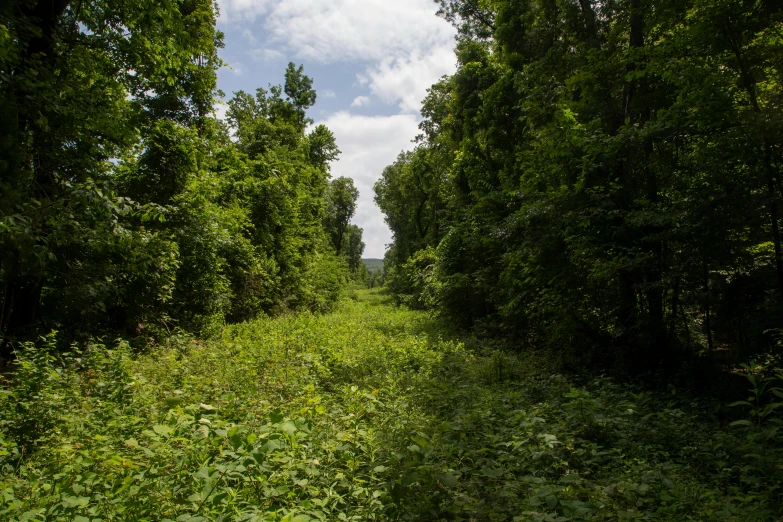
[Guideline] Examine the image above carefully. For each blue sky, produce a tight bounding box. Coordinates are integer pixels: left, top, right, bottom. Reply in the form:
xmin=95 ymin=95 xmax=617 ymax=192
xmin=214 ymin=0 xmax=457 ymax=258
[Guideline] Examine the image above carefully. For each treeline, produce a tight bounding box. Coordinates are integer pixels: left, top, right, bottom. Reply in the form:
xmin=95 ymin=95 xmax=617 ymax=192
xmin=0 ymin=0 xmax=363 ymax=355
xmin=376 ymin=0 xmax=783 ymax=372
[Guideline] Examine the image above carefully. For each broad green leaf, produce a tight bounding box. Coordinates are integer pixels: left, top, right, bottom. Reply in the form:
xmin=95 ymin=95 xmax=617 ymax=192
xmin=153 ymin=424 xmax=174 ymax=436
xmin=270 ymin=409 xmax=284 ymax=424
xmin=437 ymin=473 xmax=458 ymax=488
xmin=281 ymin=421 xmax=298 ymax=436
xmin=480 ymin=467 xmax=504 ymax=478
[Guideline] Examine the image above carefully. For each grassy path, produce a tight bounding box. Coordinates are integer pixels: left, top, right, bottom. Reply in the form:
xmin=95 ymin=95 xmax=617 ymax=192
xmin=0 ymin=290 xmax=777 ymax=520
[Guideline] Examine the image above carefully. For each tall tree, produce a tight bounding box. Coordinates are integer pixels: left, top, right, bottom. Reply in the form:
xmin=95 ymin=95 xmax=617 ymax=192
xmin=342 ymin=224 xmax=366 ymax=273
xmin=324 ymin=177 xmax=360 ymax=255
xmin=0 ymin=0 xmax=222 ymax=353
xmin=377 ymin=0 xmax=783 ymax=370
xmin=284 ymin=62 xmax=317 ymax=129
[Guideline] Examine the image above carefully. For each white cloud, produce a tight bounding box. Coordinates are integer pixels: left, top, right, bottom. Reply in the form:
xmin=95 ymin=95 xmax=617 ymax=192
xmin=248 ymin=48 xmax=285 ymax=62
xmin=213 ymin=101 xmax=229 ymax=121
xmin=316 ymin=111 xmax=421 ymax=258
xmin=259 ymin=0 xmax=454 ymax=64
xmin=351 ymin=96 xmax=370 ymax=108
xmin=362 ymin=45 xmax=456 ymax=113
xmin=217 ymin=0 xmax=274 ymax=22
xmin=219 ymin=0 xmax=457 ymax=114
xmin=241 ymin=28 xmax=258 ymax=45
xmin=321 ymin=89 xmax=337 ymax=99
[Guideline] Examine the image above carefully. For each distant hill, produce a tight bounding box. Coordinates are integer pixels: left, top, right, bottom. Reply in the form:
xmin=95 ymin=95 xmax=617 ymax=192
xmin=362 ymin=258 xmax=384 ymax=272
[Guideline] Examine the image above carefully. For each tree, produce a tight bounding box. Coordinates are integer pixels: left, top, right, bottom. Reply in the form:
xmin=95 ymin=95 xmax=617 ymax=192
xmin=342 ymin=225 xmax=365 ymax=273
xmin=307 ymin=125 xmax=341 ymax=171
xmin=221 ymin=65 xmax=348 ymax=318
xmin=284 ymin=62 xmax=317 ymax=129
xmin=377 ymin=0 xmax=783 ymax=371
xmin=0 ymin=0 xmax=222 ymax=354
xmin=374 ymin=147 xmax=446 ymax=268
xmin=324 ymin=177 xmax=360 ymax=255
xmin=0 ymin=1 xmax=349 ymax=354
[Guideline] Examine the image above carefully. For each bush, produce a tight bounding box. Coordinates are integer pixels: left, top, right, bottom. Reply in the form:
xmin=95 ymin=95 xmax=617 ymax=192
xmin=386 ymin=247 xmax=439 ymax=310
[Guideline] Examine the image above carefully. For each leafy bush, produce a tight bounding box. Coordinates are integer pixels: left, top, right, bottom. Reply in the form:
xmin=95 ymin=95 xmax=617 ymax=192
xmin=385 ymin=247 xmax=439 ymax=311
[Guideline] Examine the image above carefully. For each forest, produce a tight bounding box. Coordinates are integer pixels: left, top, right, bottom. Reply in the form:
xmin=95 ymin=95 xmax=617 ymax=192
xmin=1 ymin=0 xmax=782 ymax=521
xmin=0 ymin=0 xmax=367 ymax=352
xmin=377 ymin=0 xmax=783 ymax=373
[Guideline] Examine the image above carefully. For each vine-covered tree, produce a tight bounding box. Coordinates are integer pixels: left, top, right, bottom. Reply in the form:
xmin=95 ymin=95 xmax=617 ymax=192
xmin=0 ymin=0 xmax=221 ymax=353
xmin=342 ymin=225 xmax=366 ymax=273
xmin=377 ymin=0 xmax=783 ymax=372
xmin=0 ymin=0 xmax=353 ymax=353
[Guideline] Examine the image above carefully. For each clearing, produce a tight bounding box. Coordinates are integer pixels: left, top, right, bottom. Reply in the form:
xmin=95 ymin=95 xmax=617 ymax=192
xmin=0 ymin=290 xmax=777 ymax=521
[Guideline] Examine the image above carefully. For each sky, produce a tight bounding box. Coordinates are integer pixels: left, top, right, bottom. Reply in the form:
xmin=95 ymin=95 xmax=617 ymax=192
xmin=215 ymin=0 xmax=457 ymax=258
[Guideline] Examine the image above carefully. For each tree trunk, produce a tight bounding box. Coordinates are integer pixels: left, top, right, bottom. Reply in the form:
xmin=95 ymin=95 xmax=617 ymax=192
xmin=1 ymin=274 xmax=44 ymax=359
xmin=578 ymin=0 xmax=599 ymax=46
xmin=21 ymin=0 xmax=72 ymax=59
xmin=703 ymin=258 xmax=714 ymax=352
xmin=765 ymin=150 xmax=783 ymax=300
xmin=0 ymin=0 xmax=72 ymax=359
xmin=668 ymin=275 xmax=680 ymax=341
xmin=618 ymin=0 xmax=659 ymax=362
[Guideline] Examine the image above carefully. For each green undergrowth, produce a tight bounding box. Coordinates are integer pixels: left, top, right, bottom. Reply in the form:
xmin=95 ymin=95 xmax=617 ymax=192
xmin=1 ymin=290 xmax=781 ymax=521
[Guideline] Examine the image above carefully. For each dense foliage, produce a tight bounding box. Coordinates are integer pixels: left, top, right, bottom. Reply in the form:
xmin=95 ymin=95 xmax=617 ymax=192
xmin=324 ymin=177 xmax=365 ymax=275
xmin=1 ymin=290 xmax=781 ymax=521
xmin=376 ymin=0 xmax=783 ymax=371
xmin=0 ymin=1 xmax=361 ymax=354
xmin=2 ymin=1 xmax=782 ymax=521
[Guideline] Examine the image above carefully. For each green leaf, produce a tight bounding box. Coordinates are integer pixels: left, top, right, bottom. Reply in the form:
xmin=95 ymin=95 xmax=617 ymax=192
xmin=153 ymin=424 xmax=174 ymax=436
xmin=270 ymin=409 xmax=284 ymax=424
xmin=480 ymin=467 xmax=504 ymax=478
xmin=730 ymin=420 xmax=753 ymax=427
xmin=261 ymin=439 xmax=284 ymax=453
xmin=281 ymin=420 xmax=298 ymax=436
xmin=401 ymin=472 xmax=419 ymax=486
xmin=437 ymin=473 xmax=458 ymax=488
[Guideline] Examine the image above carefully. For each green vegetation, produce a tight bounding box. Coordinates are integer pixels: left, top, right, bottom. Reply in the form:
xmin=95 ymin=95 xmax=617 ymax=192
xmin=362 ymin=260 xmax=385 ymax=290
xmin=2 ymin=290 xmax=781 ymax=521
xmin=377 ymin=0 xmax=783 ymax=372
xmin=2 ymin=1 xmax=783 ymax=521
xmin=0 ymin=1 xmax=364 ymax=354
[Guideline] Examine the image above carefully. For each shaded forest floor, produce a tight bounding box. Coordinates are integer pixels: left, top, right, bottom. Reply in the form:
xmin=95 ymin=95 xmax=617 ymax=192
xmin=0 ymin=289 xmax=780 ymax=521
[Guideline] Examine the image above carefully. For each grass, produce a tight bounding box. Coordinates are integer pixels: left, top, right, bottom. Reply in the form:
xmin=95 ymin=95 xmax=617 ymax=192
xmin=0 ymin=289 xmax=781 ymax=521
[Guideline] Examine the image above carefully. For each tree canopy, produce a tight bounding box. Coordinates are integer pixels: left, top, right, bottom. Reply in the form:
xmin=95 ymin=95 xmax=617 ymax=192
xmin=377 ymin=0 xmax=783 ymax=372
xmin=0 ymin=1 xmax=363 ymax=354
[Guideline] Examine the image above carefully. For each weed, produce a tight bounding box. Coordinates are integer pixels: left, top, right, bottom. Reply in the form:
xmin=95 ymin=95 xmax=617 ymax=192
xmin=0 ymin=290 xmax=780 ymax=520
